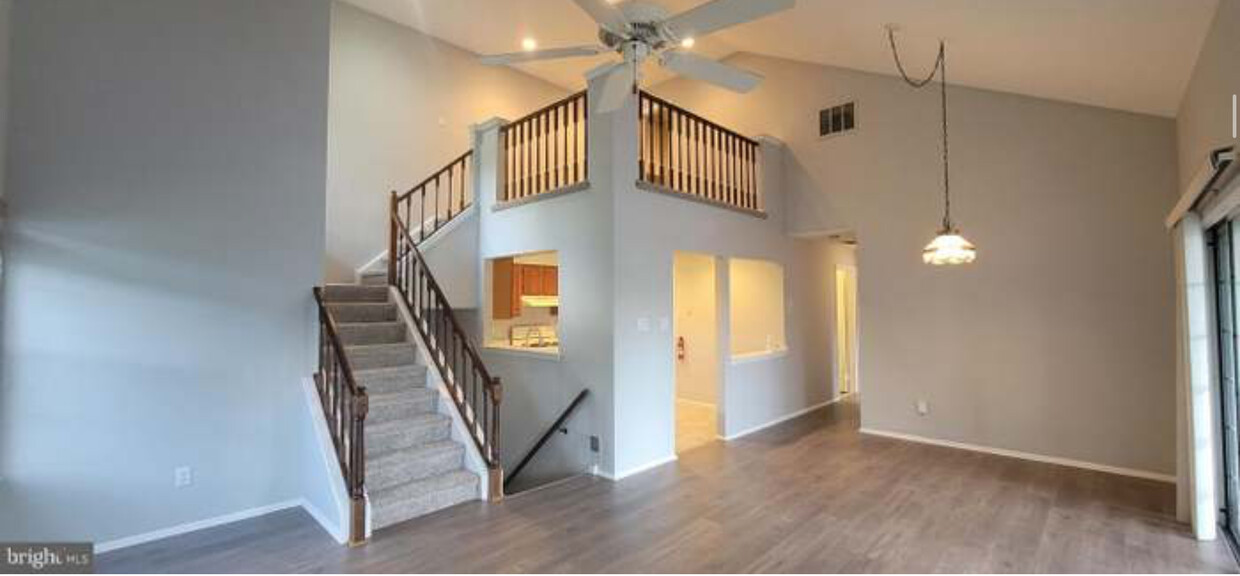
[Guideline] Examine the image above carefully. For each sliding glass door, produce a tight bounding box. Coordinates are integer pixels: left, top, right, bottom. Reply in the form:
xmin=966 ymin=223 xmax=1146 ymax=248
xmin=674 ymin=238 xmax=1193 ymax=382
xmin=1211 ymin=220 xmax=1240 ymax=550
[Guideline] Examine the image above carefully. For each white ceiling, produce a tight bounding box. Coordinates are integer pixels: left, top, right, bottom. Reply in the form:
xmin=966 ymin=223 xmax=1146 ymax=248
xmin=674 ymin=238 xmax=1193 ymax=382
xmin=344 ymin=0 xmax=1220 ymax=117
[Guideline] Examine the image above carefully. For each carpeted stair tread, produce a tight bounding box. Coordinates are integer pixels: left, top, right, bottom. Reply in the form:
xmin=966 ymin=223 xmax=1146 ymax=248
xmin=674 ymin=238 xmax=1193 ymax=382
xmin=367 ymin=441 xmax=465 ymax=491
xmin=337 ymin=321 xmax=406 ymax=346
xmin=368 ymin=387 xmax=439 ymax=422
xmin=345 ymin=343 xmax=418 ymax=370
xmin=369 ymin=470 xmax=479 ymax=529
xmin=323 ymin=284 xmax=389 ymax=303
xmin=365 ymin=413 xmax=451 ymax=454
xmin=327 ymin=302 xmax=397 ymax=323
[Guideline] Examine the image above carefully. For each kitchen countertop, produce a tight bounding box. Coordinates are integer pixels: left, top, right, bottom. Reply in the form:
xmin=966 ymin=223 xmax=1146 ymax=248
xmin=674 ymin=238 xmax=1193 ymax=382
xmin=483 ymin=342 xmax=561 ymax=360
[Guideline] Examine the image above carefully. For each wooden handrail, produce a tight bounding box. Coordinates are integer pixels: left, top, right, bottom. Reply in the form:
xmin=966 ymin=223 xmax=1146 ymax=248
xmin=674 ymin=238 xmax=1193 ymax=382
xmin=312 ymin=287 xmax=369 ymax=546
xmin=390 ymin=151 xmax=473 ymax=258
xmin=504 ymin=389 xmax=589 ymax=490
xmin=389 ymin=214 xmax=503 ymax=477
xmin=395 ymin=150 xmax=474 ymax=204
xmin=637 ymin=91 xmax=761 ymax=213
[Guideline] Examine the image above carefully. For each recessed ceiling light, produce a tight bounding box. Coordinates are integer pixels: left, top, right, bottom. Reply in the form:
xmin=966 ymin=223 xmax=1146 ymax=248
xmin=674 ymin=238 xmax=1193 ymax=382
xmin=522 ymin=38 xmax=538 ymax=51
xmin=680 ymin=37 xmax=695 ymax=49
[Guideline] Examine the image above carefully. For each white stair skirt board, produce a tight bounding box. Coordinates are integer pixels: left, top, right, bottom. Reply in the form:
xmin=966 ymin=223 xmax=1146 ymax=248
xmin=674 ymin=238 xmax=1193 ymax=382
xmin=722 ymin=396 xmax=844 ymax=442
xmin=858 ymin=428 xmax=1176 ymax=484
xmin=300 ymin=376 xmax=352 ymax=544
xmin=354 ymin=206 xmax=478 ymax=282
xmin=95 ymin=499 xmax=307 ymax=554
xmin=594 ymin=454 xmax=679 ymax=482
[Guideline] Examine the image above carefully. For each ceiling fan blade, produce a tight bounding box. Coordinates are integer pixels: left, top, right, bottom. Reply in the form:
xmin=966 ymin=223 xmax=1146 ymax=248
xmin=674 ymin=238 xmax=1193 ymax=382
xmin=573 ymin=0 xmax=630 ymax=33
xmin=591 ymin=61 xmax=634 ymax=113
xmin=659 ymin=50 xmax=762 ymax=93
xmin=480 ymin=45 xmax=610 ymax=66
xmin=661 ymin=0 xmax=795 ymax=41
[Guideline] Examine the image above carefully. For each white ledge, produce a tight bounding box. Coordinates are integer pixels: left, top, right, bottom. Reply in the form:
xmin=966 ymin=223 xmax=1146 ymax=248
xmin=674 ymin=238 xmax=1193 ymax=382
xmin=730 ymin=347 xmax=788 ymax=365
xmin=483 ymin=343 xmax=562 ymax=361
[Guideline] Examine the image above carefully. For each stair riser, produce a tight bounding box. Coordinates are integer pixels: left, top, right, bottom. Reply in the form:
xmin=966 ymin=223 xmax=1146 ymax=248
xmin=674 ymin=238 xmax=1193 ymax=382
xmin=329 ymin=304 xmax=397 ymax=323
xmin=323 ymin=285 xmax=389 ymax=303
xmin=372 ymin=479 xmax=479 ymax=530
xmin=339 ymin=323 xmax=406 ymax=346
xmin=355 ymin=369 xmax=428 ymax=395
xmin=361 ymin=273 xmax=388 ymax=287
xmin=366 ymin=422 xmax=450 ymax=454
xmin=368 ymin=448 xmax=464 ymax=492
xmin=348 ymin=346 xmax=419 ymax=370
xmin=369 ymin=395 xmax=438 ymax=422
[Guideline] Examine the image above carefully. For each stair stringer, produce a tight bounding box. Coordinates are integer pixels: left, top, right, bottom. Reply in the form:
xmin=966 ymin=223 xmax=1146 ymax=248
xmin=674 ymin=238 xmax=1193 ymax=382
xmin=386 ymin=285 xmax=492 ymax=501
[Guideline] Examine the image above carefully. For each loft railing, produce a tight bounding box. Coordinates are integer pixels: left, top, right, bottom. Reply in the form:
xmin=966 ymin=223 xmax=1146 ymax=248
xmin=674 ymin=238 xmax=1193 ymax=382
xmin=638 ymin=91 xmax=761 ymax=213
xmin=392 ymin=150 xmax=473 ymax=244
xmin=312 ymin=288 xmax=369 ymax=546
xmin=500 ymin=91 xmax=588 ymax=204
xmin=389 ymin=214 xmax=504 ymax=493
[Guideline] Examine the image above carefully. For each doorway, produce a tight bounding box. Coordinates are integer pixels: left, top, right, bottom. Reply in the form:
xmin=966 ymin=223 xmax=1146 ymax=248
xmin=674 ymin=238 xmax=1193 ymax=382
xmin=835 ymin=265 xmax=859 ymax=397
xmin=1211 ymin=220 xmax=1240 ymax=555
xmin=674 ymin=252 xmax=721 ymax=453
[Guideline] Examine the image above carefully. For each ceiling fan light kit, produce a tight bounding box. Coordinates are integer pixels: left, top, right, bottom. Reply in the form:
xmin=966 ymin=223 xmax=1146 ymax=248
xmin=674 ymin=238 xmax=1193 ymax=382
xmin=887 ymin=26 xmax=977 ymax=266
xmin=479 ymin=0 xmax=796 ymax=112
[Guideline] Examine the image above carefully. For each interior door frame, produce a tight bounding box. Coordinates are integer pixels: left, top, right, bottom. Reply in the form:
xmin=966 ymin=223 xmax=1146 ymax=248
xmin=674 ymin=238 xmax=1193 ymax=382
xmin=835 ymin=264 xmax=859 ymax=396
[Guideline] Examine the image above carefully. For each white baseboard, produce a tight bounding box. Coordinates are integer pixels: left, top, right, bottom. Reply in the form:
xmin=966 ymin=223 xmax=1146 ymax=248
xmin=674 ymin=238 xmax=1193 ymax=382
xmin=595 ymin=454 xmax=678 ymax=481
xmin=858 ymin=427 xmax=1176 ymax=484
xmin=722 ymin=396 xmax=844 ymax=441
xmin=95 ymin=499 xmax=303 ymax=554
xmin=298 ymin=498 xmax=345 ymax=544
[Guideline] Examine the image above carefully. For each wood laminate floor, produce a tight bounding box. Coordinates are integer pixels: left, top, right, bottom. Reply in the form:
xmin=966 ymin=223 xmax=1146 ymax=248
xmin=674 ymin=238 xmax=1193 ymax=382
xmin=98 ymin=398 xmax=1237 ymax=573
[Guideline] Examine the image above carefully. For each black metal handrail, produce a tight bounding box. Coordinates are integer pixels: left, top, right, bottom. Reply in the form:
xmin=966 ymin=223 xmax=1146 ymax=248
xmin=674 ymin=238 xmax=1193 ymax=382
xmin=504 ymin=389 xmax=589 ymax=490
xmin=638 ymin=91 xmax=761 ymax=212
xmin=389 ymin=214 xmax=503 ymax=482
xmin=312 ymin=287 xmax=368 ymax=546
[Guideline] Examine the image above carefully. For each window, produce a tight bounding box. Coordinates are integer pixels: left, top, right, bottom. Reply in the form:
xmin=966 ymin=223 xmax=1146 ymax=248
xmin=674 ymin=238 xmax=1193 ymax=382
xmin=728 ymin=258 xmax=787 ymax=360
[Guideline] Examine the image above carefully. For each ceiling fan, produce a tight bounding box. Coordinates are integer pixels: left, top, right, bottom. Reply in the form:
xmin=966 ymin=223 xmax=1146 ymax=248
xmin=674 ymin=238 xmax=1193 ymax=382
xmin=479 ymin=0 xmax=796 ymax=112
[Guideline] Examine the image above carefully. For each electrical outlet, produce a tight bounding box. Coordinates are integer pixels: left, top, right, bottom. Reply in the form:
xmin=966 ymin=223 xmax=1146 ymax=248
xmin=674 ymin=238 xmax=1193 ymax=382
xmin=915 ymin=400 xmax=930 ymax=416
xmin=174 ymin=466 xmax=193 ymax=488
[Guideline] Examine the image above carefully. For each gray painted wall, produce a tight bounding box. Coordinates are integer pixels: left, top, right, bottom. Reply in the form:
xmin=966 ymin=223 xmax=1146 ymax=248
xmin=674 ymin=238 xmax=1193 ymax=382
xmin=0 ymin=0 xmax=333 ymax=544
xmin=0 ymin=0 xmax=9 ymax=202
xmin=1178 ymin=0 xmax=1239 ymax=185
xmin=327 ymin=2 xmax=567 ymax=283
xmin=655 ymin=53 xmax=1180 ymax=475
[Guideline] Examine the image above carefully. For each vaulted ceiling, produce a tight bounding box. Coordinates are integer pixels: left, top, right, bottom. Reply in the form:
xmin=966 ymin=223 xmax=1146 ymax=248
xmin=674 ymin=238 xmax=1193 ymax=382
xmin=343 ymin=0 xmax=1220 ymax=117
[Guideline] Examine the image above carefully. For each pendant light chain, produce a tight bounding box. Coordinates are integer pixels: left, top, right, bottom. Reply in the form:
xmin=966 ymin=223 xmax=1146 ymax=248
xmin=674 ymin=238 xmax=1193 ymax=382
xmin=887 ymin=29 xmax=953 ymax=231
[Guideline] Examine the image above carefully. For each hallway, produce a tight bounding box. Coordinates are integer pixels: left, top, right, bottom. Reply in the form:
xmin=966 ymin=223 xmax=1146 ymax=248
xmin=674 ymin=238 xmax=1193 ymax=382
xmin=99 ymin=399 xmax=1235 ymax=573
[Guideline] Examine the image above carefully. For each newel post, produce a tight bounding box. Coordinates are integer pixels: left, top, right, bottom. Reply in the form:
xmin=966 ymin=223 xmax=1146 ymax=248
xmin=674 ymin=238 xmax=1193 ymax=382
xmin=387 ymin=191 xmax=398 ymax=286
xmin=488 ymin=376 xmax=504 ymax=501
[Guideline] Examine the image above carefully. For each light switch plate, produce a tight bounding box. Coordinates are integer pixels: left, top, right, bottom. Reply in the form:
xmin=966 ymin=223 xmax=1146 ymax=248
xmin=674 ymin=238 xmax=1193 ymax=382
xmin=174 ymin=466 xmax=193 ymax=488
xmin=658 ymin=317 xmax=671 ymax=333
xmin=637 ymin=317 xmax=651 ymax=333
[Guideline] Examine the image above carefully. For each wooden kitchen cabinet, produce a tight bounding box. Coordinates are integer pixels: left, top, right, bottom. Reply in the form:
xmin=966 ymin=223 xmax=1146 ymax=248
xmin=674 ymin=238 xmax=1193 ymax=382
xmin=542 ymin=267 xmax=558 ymax=296
xmin=521 ymin=265 xmax=544 ymax=296
xmin=492 ymin=258 xmax=517 ymax=319
xmin=493 ymin=261 xmax=560 ymax=319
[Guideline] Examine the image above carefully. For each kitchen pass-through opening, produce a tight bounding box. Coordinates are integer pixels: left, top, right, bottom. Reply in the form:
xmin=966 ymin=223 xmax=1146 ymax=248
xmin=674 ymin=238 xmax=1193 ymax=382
xmin=486 ymin=251 xmax=560 ymax=357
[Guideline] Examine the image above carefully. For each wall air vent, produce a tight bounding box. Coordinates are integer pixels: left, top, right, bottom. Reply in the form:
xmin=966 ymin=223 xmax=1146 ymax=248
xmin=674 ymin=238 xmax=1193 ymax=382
xmin=819 ymin=101 xmax=857 ymax=138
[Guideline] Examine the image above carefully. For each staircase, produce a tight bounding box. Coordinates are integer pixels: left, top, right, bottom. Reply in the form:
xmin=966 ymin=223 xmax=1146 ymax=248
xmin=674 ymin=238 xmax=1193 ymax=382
xmin=321 ymin=283 xmax=480 ymax=530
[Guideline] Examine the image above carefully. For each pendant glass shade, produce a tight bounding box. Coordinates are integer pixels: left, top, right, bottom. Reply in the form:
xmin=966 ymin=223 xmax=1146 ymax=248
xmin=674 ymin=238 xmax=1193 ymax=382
xmin=923 ymin=228 xmax=976 ymax=266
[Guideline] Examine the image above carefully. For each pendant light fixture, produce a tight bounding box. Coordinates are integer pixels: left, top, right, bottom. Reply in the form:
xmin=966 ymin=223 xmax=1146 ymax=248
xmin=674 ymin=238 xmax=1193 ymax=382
xmin=887 ymin=26 xmax=976 ymax=266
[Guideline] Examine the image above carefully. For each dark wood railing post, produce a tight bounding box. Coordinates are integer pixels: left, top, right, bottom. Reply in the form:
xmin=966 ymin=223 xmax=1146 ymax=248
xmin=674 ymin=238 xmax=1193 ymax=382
xmin=489 ymin=376 xmax=503 ymax=501
xmin=388 ymin=191 xmax=398 ymax=285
